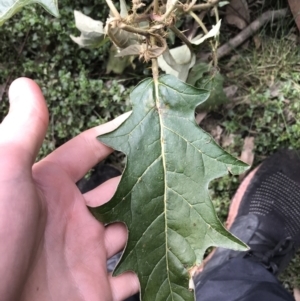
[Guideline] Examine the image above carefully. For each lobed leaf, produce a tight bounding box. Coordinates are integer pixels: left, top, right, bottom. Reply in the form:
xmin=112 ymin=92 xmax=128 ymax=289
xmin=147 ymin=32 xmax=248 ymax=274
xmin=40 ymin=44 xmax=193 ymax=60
xmin=0 ymin=0 xmax=58 ymax=25
xmin=93 ymin=75 xmax=248 ymax=301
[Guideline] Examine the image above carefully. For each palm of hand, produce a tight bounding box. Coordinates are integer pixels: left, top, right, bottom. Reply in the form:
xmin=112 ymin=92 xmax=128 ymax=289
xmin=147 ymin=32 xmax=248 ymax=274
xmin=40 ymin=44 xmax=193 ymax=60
xmin=0 ymin=78 xmax=138 ymax=301
xmin=19 ymin=163 xmax=112 ymax=301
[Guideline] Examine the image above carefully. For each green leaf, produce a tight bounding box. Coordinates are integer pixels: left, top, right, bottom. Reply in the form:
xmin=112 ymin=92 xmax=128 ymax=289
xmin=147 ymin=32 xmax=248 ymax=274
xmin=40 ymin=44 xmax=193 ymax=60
xmin=0 ymin=0 xmax=59 ymax=25
xmin=93 ymin=75 xmax=248 ymax=301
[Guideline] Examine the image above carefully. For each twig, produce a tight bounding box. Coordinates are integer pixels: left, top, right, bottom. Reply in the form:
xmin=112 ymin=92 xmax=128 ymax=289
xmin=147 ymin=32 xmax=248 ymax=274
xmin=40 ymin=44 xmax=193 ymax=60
xmin=198 ymin=8 xmax=289 ymax=61
xmin=217 ymin=8 xmax=289 ymax=59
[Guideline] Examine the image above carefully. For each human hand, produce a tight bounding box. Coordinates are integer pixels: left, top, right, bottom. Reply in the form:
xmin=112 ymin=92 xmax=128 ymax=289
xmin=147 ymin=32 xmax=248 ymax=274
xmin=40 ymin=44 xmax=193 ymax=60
xmin=0 ymin=78 xmax=139 ymax=301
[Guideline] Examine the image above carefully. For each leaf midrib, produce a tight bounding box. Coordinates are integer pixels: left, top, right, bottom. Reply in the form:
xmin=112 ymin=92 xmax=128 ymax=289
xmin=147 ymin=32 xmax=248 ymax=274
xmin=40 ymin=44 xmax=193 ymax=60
xmin=155 ymin=80 xmax=175 ymax=301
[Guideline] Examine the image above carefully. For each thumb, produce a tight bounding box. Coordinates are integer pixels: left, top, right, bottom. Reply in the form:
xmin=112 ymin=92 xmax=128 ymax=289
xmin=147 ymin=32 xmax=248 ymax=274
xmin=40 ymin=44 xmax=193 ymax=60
xmin=0 ymin=78 xmax=49 ymax=167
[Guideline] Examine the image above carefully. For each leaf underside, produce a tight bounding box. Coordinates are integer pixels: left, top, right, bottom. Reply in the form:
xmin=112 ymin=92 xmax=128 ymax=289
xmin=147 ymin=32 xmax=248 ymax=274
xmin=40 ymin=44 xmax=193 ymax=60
xmin=93 ymin=75 xmax=248 ymax=301
xmin=0 ymin=0 xmax=59 ymax=25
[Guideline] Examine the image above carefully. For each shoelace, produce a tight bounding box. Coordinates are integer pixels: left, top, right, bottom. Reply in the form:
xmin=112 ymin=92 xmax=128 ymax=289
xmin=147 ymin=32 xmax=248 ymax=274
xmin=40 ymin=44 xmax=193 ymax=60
xmin=245 ymin=237 xmax=295 ymax=275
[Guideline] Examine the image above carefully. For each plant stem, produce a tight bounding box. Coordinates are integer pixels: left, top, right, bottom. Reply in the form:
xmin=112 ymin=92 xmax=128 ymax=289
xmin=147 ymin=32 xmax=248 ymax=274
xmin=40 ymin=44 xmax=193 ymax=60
xmin=105 ymin=0 xmax=121 ymax=18
xmin=119 ymin=23 xmax=150 ymax=37
xmin=189 ymin=0 xmax=220 ymax=11
xmin=150 ymin=34 xmax=159 ymax=82
xmin=189 ymin=11 xmax=208 ymax=34
xmin=169 ymin=25 xmax=194 ymax=53
xmin=153 ymin=0 xmax=159 ymax=14
xmin=211 ymin=6 xmax=219 ymax=67
xmin=185 ymin=0 xmax=197 ymax=11
xmin=152 ymin=58 xmax=159 ymax=82
xmin=214 ymin=5 xmax=219 ymax=22
xmin=210 ymin=40 xmax=218 ymax=67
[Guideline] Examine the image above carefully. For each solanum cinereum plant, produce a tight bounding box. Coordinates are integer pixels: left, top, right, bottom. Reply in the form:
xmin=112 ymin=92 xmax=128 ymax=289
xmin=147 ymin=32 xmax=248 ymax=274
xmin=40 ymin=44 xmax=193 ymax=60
xmin=0 ymin=1 xmax=249 ymax=300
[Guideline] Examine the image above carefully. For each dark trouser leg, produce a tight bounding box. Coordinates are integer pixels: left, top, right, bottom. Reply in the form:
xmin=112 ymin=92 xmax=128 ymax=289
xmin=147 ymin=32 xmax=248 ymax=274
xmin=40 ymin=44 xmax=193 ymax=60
xmin=195 ymin=257 xmax=295 ymax=301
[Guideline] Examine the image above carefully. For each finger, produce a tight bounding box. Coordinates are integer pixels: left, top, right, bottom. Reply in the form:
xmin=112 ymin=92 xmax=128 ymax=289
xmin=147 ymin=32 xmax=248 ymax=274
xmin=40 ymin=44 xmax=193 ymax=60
xmin=43 ymin=111 xmax=131 ymax=183
xmin=105 ymin=222 xmax=127 ymax=259
xmin=84 ymin=176 xmax=121 ymax=207
xmin=0 ymin=78 xmax=48 ymax=167
xmin=110 ymin=272 xmax=140 ymax=301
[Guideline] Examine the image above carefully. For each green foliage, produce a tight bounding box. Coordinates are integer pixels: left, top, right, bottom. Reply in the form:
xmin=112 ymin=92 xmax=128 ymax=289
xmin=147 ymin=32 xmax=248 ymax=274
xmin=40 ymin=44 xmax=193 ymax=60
xmin=93 ymin=75 xmax=248 ymax=301
xmin=0 ymin=0 xmax=131 ymax=159
xmin=221 ymin=78 xmax=300 ymax=156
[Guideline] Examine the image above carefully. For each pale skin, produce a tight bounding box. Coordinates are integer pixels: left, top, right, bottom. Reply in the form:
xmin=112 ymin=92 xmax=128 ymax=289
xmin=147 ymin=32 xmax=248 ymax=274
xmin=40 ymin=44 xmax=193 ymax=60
xmin=0 ymin=78 xmax=139 ymax=301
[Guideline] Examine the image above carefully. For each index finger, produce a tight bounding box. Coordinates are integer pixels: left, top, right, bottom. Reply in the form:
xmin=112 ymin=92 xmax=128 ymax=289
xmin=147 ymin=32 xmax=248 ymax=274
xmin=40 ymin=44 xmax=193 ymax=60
xmin=39 ymin=112 xmax=131 ymax=182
